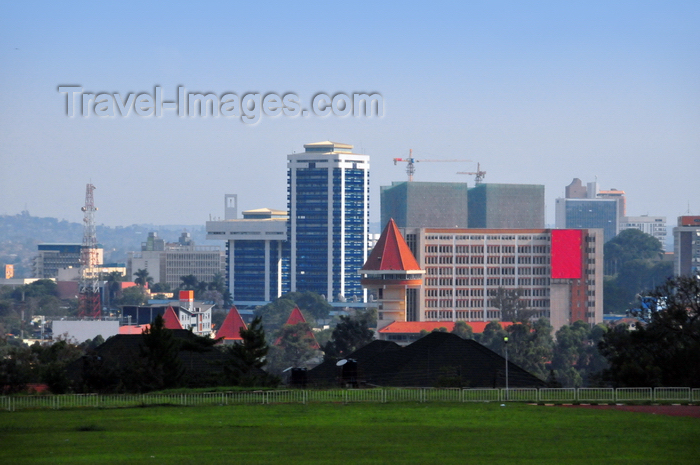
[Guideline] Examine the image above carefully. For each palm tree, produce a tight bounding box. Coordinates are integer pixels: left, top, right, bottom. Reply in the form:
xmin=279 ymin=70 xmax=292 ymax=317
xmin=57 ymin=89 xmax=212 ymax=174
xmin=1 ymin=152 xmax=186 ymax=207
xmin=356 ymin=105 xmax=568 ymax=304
xmin=105 ymin=271 xmax=124 ymax=306
xmin=180 ymin=274 xmax=198 ymax=290
xmin=133 ymin=268 xmax=153 ymax=288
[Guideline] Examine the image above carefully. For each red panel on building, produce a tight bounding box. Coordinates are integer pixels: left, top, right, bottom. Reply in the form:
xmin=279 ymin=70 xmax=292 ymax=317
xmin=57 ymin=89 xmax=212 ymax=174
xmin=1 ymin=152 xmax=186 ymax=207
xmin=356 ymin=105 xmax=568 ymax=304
xmin=551 ymin=230 xmax=583 ymax=279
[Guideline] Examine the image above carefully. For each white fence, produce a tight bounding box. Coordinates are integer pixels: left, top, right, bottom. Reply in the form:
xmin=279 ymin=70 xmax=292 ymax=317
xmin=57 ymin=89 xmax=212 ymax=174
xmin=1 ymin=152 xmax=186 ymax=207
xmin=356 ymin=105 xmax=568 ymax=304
xmin=2 ymin=388 xmax=699 ymax=412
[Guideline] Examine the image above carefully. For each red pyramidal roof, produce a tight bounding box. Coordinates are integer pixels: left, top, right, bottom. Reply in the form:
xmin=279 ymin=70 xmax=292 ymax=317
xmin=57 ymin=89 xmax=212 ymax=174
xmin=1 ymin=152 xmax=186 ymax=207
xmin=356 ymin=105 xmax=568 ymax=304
xmin=217 ymin=306 xmax=247 ymax=340
xmin=162 ymin=306 xmax=183 ymax=330
xmin=362 ymin=219 xmax=421 ymax=271
xmin=276 ymin=307 xmax=320 ymax=349
xmin=285 ymin=306 xmax=307 ymax=325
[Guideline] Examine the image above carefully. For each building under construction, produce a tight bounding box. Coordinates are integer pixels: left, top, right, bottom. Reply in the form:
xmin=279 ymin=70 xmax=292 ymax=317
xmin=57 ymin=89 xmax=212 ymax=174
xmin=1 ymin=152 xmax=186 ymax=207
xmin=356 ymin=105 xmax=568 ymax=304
xmin=381 ymin=181 xmax=544 ymax=229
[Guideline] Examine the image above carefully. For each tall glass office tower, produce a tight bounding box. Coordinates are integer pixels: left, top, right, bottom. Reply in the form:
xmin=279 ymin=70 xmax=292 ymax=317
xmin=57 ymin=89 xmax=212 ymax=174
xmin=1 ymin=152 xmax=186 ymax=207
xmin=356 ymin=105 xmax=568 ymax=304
xmin=287 ymin=141 xmax=370 ymax=302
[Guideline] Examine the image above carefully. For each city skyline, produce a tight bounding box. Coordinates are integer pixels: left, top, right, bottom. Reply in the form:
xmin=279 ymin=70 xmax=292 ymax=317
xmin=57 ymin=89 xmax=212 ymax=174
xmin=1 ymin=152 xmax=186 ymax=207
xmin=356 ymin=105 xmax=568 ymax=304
xmin=1 ymin=2 xmax=698 ymax=227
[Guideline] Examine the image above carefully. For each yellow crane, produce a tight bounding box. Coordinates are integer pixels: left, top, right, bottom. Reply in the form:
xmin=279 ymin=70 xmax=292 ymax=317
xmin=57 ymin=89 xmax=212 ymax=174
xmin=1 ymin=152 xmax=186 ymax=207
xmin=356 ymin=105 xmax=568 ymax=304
xmin=393 ymin=149 xmax=472 ymax=182
xmin=457 ymin=162 xmax=486 ymax=185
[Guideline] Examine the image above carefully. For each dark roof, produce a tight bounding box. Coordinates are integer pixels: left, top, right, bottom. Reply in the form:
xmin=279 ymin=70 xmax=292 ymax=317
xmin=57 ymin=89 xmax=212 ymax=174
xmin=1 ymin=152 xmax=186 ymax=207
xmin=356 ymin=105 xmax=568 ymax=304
xmin=308 ymin=332 xmax=545 ymax=388
xmin=67 ymin=330 xmax=229 ymax=390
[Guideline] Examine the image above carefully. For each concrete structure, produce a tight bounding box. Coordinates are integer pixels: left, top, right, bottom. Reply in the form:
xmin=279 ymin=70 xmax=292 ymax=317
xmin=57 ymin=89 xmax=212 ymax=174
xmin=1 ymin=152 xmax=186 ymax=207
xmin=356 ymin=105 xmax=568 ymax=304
xmin=127 ymin=232 xmax=224 ymax=290
xmin=620 ymin=215 xmax=667 ymax=250
xmin=467 ymin=183 xmax=545 ymax=228
xmin=288 ymin=141 xmax=370 ymax=303
xmin=673 ymin=216 xmax=700 ymax=278
xmin=33 ymin=244 xmax=103 ymax=279
xmin=206 ymin=201 xmax=287 ymax=306
xmin=359 ymin=219 xmax=425 ymax=330
xmin=380 ymin=181 xmax=469 ymax=228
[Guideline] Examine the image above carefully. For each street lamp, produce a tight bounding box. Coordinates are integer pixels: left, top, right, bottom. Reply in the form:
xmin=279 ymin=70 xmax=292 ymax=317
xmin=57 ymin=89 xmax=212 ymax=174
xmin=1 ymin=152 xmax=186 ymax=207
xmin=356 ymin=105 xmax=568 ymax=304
xmin=504 ymin=336 xmax=509 ymax=400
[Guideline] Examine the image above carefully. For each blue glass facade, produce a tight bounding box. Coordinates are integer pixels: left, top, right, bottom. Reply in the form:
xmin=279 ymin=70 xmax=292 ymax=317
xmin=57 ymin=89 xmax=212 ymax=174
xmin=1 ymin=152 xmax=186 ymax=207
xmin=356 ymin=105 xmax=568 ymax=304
xmin=230 ymin=240 xmax=283 ymax=302
xmin=564 ymin=200 xmax=618 ymax=243
xmin=288 ymin=142 xmax=370 ymax=302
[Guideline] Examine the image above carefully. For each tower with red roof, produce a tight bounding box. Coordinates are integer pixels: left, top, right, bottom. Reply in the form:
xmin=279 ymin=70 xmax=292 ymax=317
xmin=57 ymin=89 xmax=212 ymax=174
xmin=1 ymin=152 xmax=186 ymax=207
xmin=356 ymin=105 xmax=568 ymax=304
xmin=359 ymin=219 xmax=425 ymax=329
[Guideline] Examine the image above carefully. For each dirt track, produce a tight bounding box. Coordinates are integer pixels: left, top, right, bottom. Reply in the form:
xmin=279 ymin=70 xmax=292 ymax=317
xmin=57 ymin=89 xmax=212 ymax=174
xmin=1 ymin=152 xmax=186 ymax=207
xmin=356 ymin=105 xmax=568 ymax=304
xmin=560 ymin=404 xmax=700 ymax=418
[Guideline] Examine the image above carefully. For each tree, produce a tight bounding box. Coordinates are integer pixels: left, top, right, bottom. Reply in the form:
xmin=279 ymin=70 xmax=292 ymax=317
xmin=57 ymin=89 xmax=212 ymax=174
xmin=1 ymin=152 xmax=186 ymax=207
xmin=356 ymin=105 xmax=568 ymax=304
xmin=255 ymin=297 xmax=305 ymax=329
xmin=150 ymin=282 xmax=171 ymax=293
xmin=180 ymin=274 xmax=198 ymax=290
xmin=451 ymin=321 xmax=474 ymax=340
xmin=133 ymin=269 xmax=153 ymax=288
xmin=224 ymin=316 xmax=276 ymax=386
xmin=490 ymin=287 xmax=535 ymax=323
xmin=598 ymin=276 xmax=700 ymax=387
xmin=550 ymin=321 xmax=608 ymax=387
xmin=323 ymin=312 xmax=374 ymax=361
xmin=604 ymin=229 xmax=663 ymax=276
xmin=139 ymin=314 xmax=184 ymax=391
xmin=505 ymin=318 xmax=553 ymax=380
xmin=267 ymin=322 xmax=319 ymax=374
xmin=115 ymin=286 xmax=148 ymax=306
xmin=103 ymin=271 xmax=124 ymax=307
xmin=603 ymin=229 xmax=672 ymax=313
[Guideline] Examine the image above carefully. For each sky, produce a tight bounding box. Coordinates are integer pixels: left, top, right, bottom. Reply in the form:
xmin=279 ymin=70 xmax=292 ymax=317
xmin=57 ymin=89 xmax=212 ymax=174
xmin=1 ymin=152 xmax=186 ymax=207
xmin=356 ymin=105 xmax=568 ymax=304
xmin=1 ymin=1 xmax=698 ymax=230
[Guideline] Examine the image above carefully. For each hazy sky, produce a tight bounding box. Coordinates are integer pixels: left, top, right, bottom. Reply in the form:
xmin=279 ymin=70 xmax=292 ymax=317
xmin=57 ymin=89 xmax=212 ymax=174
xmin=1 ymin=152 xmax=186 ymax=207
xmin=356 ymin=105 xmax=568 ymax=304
xmin=1 ymin=1 xmax=698 ymax=228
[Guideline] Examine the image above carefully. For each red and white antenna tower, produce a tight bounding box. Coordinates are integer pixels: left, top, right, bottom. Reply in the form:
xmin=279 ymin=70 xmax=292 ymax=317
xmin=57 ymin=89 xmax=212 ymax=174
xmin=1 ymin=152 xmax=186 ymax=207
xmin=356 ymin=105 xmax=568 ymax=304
xmin=78 ymin=183 xmax=101 ymax=318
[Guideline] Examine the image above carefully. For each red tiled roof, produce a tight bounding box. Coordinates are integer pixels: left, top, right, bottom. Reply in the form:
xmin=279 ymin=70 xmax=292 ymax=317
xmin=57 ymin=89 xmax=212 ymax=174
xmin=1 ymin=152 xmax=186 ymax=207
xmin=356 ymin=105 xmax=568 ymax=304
xmin=362 ymin=219 xmax=421 ymax=271
xmin=163 ymin=306 xmax=183 ymax=330
xmin=216 ymin=306 xmax=247 ymax=340
xmin=378 ymin=321 xmax=513 ymax=334
xmin=119 ymin=324 xmax=150 ymax=335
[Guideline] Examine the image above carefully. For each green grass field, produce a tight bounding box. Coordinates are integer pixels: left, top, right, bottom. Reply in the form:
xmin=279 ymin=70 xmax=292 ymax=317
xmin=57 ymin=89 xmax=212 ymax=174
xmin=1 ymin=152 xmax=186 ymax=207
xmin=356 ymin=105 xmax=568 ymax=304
xmin=1 ymin=403 xmax=699 ymax=464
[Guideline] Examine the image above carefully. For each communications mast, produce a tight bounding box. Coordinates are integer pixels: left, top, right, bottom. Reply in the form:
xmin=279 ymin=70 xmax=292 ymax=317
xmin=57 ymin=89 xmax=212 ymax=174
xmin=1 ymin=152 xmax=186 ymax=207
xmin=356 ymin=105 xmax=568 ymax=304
xmin=78 ymin=183 xmax=101 ymax=318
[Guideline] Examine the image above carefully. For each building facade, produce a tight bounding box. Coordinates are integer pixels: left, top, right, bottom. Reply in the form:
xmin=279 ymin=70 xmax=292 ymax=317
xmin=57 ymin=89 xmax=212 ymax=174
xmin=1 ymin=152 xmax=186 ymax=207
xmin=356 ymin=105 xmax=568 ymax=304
xmin=206 ymin=199 xmax=288 ymax=306
xmin=287 ymin=141 xmax=370 ymax=303
xmin=33 ymin=243 xmax=104 ymax=279
xmin=401 ymin=227 xmax=604 ymax=332
xmin=127 ymin=232 xmax=224 ymax=290
xmin=555 ymin=198 xmax=619 ymax=243
xmin=673 ymin=216 xmax=700 ymax=278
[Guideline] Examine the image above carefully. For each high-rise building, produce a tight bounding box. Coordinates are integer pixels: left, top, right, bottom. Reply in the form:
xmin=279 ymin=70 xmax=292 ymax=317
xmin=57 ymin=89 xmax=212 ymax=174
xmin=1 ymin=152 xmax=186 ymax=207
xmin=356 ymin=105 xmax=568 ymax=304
xmin=287 ymin=141 xmax=370 ymax=302
xmin=673 ymin=216 xmax=700 ymax=278
xmin=206 ymin=199 xmax=287 ymax=306
xmin=467 ymin=183 xmax=545 ymax=228
xmin=381 ymin=181 xmax=469 ymax=228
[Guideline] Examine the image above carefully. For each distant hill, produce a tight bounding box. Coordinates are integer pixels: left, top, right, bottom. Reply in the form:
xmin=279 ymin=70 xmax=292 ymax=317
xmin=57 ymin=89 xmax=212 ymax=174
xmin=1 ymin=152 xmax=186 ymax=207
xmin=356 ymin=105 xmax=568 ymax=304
xmin=0 ymin=212 xmax=215 ymax=278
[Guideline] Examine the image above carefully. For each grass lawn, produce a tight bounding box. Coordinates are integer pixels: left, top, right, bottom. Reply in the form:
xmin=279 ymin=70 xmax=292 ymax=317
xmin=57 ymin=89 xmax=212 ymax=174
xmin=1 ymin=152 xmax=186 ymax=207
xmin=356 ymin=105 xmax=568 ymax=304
xmin=1 ymin=402 xmax=699 ymax=464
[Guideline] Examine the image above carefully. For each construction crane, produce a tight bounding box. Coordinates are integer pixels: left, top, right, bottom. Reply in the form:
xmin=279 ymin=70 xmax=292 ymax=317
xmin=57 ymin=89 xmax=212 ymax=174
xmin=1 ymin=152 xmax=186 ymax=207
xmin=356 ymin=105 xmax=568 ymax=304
xmin=457 ymin=162 xmax=486 ymax=185
xmin=393 ymin=149 xmax=472 ymax=182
